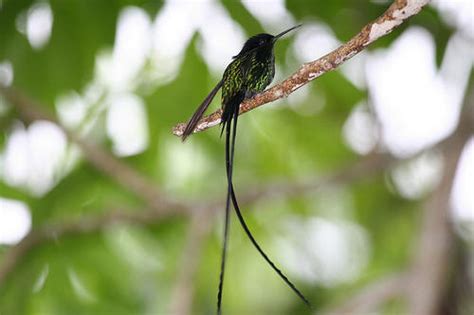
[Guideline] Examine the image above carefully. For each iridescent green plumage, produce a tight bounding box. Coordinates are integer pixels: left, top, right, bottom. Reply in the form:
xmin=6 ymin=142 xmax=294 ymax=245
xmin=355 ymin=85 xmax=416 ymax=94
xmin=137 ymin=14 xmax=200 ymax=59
xmin=221 ymin=44 xmax=275 ymax=104
xmin=220 ymin=33 xmax=275 ymax=131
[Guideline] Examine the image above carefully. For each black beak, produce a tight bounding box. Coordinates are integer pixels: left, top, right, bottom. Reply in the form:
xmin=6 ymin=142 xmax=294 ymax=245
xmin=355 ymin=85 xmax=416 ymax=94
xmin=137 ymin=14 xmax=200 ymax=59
xmin=273 ymin=24 xmax=302 ymax=42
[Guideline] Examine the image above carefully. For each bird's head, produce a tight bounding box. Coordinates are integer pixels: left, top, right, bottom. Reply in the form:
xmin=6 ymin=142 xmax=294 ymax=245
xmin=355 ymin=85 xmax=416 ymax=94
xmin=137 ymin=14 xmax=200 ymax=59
xmin=233 ymin=24 xmax=301 ymax=59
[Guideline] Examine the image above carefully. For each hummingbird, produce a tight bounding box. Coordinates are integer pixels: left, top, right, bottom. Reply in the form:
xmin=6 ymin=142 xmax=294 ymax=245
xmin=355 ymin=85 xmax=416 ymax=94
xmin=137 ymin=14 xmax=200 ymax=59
xmin=181 ymin=25 xmax=311 ymax=313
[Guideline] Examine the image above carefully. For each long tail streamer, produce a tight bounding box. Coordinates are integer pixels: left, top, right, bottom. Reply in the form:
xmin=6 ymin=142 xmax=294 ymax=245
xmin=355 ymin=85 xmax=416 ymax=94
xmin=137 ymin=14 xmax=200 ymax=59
xmin=216 ymin=101 xmax=312 ymax=315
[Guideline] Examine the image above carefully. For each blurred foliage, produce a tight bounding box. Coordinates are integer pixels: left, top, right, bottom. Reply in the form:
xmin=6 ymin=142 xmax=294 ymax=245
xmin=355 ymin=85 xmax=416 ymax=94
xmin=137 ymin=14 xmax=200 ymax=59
xmin=0 ymin=1 xmax=465 ymax=315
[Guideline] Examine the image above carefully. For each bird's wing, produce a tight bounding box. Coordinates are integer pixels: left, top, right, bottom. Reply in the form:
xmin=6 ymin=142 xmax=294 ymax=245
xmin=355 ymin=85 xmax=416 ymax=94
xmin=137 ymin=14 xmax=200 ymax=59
xmin=181 ymin=79 xmax=223 ymax=141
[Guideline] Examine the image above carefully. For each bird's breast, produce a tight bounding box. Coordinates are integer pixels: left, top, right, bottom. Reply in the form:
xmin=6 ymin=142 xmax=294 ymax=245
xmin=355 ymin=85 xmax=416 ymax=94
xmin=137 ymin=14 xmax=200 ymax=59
xmin=221 ymin=50 xmax=275 ymax=106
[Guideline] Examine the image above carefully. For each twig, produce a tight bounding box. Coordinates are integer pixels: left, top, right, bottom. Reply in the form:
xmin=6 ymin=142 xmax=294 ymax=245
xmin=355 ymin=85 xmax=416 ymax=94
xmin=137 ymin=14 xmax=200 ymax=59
xmin=172 ymin=0 xmax=430 ymax=137
xmin=238 ymin=151 xmax=394 ymax=206
xmin=0 ymin=206 xmax=188 ymax=286
xmin=0 ymin=233 xmax=42 ymax=289
xmin=322 ymin=273 xmax=408 ymax=315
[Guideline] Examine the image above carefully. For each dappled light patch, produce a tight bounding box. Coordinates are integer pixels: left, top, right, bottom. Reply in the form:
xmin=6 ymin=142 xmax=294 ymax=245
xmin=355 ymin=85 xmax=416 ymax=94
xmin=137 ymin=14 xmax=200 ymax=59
xmin=0 ymin=61 xmax=13 ymax=86
xmin=277 ymin=216 xmax=370 ymax=286
xmin=1 ymin=121 xmax=67 ymax=196
xmin=0 ymin=198 xmax=31 ymax=245
xmin=366 ymin=27 xmax=471 ymax=157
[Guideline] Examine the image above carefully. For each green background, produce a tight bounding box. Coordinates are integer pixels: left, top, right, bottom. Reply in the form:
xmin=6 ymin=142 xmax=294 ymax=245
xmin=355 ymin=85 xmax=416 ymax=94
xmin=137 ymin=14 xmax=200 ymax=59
xmin=0 ymin=1 xmax=472 ymax=315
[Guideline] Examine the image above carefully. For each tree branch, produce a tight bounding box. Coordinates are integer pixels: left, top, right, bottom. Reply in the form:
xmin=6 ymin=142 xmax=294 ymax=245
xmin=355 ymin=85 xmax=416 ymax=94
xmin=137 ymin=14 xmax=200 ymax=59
xmin=167 ymin=207 xmax=215 ymax=315
xmin=323 ymin=102 xmax=473 ymax=315
xmin=172 ymin=0 xmax=430 ymax=137
xmin=407 ymin=80 xmax=474 ymax=315
xmin=0 ymin=85 xmax=191 ymax=212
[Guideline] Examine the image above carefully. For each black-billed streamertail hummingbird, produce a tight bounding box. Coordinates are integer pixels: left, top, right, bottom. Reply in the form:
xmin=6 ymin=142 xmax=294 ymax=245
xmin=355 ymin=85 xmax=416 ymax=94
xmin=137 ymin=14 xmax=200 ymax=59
xmin=181 ymin=24 xmax=311 ymax=314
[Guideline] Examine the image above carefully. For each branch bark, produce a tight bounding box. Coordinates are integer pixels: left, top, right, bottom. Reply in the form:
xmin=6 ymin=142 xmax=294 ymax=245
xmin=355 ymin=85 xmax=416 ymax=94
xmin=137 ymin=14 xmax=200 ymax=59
xmin=172 ymin=0 xmax=430 ymax=137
